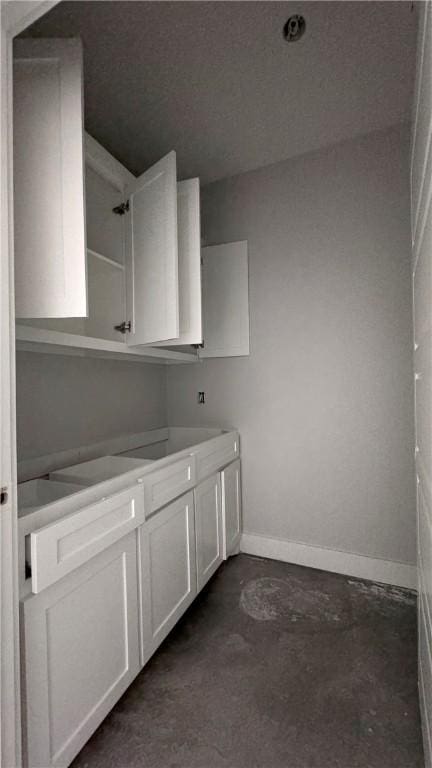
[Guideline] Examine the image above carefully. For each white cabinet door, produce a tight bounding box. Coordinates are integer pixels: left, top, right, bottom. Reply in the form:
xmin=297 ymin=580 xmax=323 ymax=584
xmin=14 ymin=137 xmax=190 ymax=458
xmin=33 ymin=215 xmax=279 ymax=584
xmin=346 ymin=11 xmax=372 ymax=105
xmin=13 ymin=39 xmax=87 ymax=319
xmin=153 ymin=178 xmax=202 ymax=346
xmin=139 ymin=492 xmax=196 ymax=665
xmin=21 ymin=532 xmax=140 ymax=768
xmin=194 ymin=474 xmax=223 ymax=592
xmin=221 ymin=459 xmax=242 ymax=558
xmin=125 ymin=151 xmax=179 ymax=345
xmin=173 ymin=178 xmax=202 ymax=344
xmin=201 ymin=240 xmax=250 ymax=357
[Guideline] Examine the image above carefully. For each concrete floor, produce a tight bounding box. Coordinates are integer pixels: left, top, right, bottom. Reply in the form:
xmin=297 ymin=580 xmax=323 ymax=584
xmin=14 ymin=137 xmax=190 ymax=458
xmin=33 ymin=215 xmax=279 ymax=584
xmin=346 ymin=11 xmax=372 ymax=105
xmin=72 ymin=554 xmax=424 ymax=768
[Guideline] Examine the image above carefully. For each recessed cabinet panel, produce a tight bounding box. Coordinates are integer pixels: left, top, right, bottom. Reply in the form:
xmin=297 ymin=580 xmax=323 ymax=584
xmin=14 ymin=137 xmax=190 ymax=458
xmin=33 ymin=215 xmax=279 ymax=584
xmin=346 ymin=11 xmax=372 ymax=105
xmin=201 ymin=241 xmax=250 ymax=358
xmin=195 ymin=474 xmax=223 ymax=592
xmin=13 ymin=39 xmax=87 ymax=319
xmin=139 ymin=492 xmax=196 ymax=664
xmin=126 ymin=151 xmax=179 ymax=345
xmin=30 ymin=485 xmax=145 ymax=592
xmin=21 ymin=533 xmax=140 ymax=768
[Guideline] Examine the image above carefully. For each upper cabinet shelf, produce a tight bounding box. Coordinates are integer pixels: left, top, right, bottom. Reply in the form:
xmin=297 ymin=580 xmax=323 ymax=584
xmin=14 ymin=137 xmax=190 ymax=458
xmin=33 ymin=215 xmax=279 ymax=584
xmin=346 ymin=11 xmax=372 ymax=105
xmin=15 ymin=325 xmax=198 ymax=365
xmin=87 ymin=249 xmax=125 ymax=272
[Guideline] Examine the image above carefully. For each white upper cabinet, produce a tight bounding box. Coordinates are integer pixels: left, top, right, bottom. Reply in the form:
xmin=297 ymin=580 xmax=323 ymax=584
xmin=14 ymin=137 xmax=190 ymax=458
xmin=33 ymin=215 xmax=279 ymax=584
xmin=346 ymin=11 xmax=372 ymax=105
xmin=201 ymin=240 xmax=250 ymax=357
xmin=125 ymin=151 xmax=179 ymax=345
xmin=13 ymin=38 xmax=206 ymax=358
xmin=13 ymin=39 xmax=87 ymax=319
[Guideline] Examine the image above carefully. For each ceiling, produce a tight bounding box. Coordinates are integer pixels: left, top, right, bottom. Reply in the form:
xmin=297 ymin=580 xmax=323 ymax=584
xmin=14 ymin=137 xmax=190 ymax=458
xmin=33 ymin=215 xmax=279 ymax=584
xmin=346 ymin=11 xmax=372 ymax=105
xmin=23 ymin=1 xmax=418 ymax=185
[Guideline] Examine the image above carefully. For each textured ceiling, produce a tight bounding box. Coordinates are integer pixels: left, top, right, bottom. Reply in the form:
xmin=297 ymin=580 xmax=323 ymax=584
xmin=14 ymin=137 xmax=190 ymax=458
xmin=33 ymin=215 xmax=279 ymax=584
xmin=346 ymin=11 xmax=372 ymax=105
xmin=23 ymin=1 xmax=417 ymax=184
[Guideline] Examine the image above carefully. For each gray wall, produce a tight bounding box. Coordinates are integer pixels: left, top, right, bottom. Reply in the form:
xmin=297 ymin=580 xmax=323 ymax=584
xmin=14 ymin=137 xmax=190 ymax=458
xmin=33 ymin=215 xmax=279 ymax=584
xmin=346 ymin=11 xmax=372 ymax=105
xmin=167 ymin=124 xmax=416 ymax=565
xmin=16 ymin=353 xmax=166 ymax=460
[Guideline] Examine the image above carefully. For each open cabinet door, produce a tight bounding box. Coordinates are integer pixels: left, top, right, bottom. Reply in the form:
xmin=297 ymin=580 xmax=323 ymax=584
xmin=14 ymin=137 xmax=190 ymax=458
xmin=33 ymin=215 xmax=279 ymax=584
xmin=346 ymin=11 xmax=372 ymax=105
xmin=201 ymin=241 xmax=250 ymax=358
xmin=13 ymin=39 xmax=87 ymax=318
xmin=149 ymin=178 xmax=202 ymax=346
xmin=169 ymin=178 xmax=202 ymax=345
xmin=125 ymin=151 xmax=179 ymax=345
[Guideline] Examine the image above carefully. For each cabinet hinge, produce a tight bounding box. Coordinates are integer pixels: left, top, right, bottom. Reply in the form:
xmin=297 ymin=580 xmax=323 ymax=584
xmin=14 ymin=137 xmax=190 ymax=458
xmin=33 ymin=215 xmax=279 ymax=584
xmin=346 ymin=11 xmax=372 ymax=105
xmin=112 ymin=201 xmax=130 ymax=216
xmin=114 ymin=321 xmax=131 ymax=334
xmin=0 ymin=486 xmax=8 ymax=506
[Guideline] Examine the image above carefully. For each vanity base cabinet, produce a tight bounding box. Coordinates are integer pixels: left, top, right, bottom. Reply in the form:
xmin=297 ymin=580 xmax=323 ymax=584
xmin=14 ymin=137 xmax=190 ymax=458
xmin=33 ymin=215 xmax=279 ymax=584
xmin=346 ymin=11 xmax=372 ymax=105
xmin=21 ymin=532 xmax=140 ymax=768
xmin=221 ymin=459 xmax=242 ymax=558
xmin=194 ymin=474 xmax=223 ymax=592
xmin=139 ymin=492 xmax=197 ymax=666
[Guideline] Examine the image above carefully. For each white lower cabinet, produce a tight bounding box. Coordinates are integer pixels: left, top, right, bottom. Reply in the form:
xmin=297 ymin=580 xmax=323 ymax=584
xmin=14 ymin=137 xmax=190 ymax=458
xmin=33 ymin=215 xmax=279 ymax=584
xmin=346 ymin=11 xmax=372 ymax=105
xmin=20 ymin=448 xmax=242 ymax=768
xmin=221 ymin=459 xmax=242 ymax=558
xmin=194 ymin=474 xmax=223 ymax=592
xmin=21 ymin=532 xmax=140 ymax=768
xmin=139 ymin=491 xmax=197 ymax=665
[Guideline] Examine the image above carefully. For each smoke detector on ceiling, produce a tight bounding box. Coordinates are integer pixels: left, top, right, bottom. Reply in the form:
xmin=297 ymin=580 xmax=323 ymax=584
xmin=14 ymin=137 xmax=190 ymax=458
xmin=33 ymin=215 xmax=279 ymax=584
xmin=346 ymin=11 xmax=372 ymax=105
xmin=283 ymin=15 xmax=306 ymax=42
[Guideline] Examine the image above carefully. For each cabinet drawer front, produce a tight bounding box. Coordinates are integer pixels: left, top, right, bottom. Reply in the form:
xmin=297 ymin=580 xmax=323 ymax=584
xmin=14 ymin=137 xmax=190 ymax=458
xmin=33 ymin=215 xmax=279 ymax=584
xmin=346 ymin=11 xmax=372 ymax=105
xmin=197 ymin=433 xmax=239 ymax=482
xmin=31 ymin=485 xmax=144 ymax=593
xmin=143 ymin=455 xmax=196 ymax=515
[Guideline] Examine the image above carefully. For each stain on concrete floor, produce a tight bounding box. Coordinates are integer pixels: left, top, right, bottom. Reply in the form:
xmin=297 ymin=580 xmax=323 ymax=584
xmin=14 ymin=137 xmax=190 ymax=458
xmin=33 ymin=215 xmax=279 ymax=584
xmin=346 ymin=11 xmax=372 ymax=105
xmin=71 ymin=554 xmax=423 ymax=768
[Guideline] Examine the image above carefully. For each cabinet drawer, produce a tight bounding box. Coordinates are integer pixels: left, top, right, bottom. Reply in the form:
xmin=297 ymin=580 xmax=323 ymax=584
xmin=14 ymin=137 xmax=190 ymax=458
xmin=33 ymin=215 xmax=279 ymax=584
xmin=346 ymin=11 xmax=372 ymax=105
xmin=143 ymin=455 xmax=196 ymax=515
xmin=30 ymin=485 xmax=144 ymax=593
xmin=196 ymin=432 xmax=239 ymax=482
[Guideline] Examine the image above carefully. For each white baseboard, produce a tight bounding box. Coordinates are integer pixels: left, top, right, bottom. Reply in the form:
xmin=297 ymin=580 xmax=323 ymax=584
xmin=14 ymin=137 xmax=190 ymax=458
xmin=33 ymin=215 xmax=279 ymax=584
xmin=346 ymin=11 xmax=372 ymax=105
xmin=240 ymin=532 xmax=417 ymax=590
